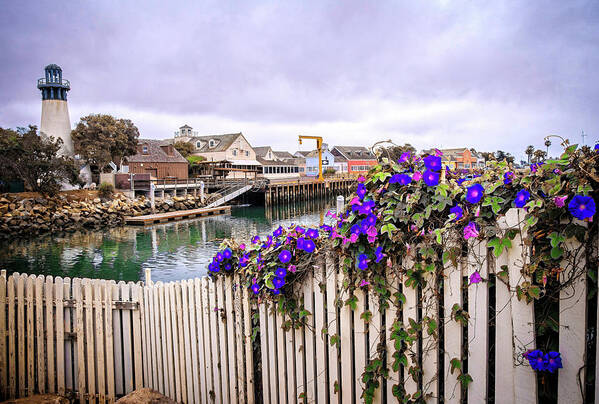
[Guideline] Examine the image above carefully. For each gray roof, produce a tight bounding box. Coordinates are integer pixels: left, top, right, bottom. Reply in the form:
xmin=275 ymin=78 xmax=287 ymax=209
xmin=253 ymin=146 xmax=273 ymax=158
xmin=331 ymin=146 xmax=376 ymax=160
xmin=257 ymin=157 xmax=298 ymax=166
xmin=273 ymin=151 xmax=295 ymax=159
xmin=128 ymin=139 xmax=188 ymax=163
xmin=186 ymin=133 xmax=244 ymax=152
xmin=294 ymin=151 xmax=311 ymax=157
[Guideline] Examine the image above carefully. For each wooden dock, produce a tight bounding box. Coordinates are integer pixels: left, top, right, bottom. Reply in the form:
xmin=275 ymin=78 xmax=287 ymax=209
xmin=124 ymin=205 xmax=231 ymax=225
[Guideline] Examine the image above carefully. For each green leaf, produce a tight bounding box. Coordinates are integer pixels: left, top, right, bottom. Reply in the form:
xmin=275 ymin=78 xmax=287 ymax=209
xmin=550 ymin=246 xmax=563 ymax=260
xmin=450 ymin=358 xmax=461 ymax=374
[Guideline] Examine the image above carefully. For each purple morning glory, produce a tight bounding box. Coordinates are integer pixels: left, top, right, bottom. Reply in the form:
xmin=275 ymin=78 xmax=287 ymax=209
xmin=398 ymin=152 xmax=411 ymax=163
xmin=273 ymin=277 xmax=286 ymax=289
xmin=239 ymin=254 xmax=249 ymax=267
xmin=466 ymin=184 xmax=484 ymax=204
xmin=544 ymin=351 xmax=563 ymax=373
xmin=215 ymin=252 xmax=224 ymax=262
xmin=295 ymin=226 xmax=306 ymax=235
xmin=278 ymin=249 xmax=292 ymax=263
xmin=223 ymin=248 xmax=232 ymax=259
xmin=423 ymin=170 xmax=440 ymax=186
xmin=568 ymin=195 xmax=595 ymax=220
xmin=365 ymin=214 xmax=377 ymax=227
xmin=275 ymin=267 xmax=287 ymax=278
xmin=450 ymin=205 xmax=463 ymax=221
xmin=357 ymin=183 xmax=367 ymax=200
xmin=224 ymin=263 xmax=232 ymax=271
xmin=297 ymin=237 xmax=306 ymax=250
xmin=424 ymin=155 xmax=442 ymax=172
xmin=251 ymin=236 xmax=260 ymax=244
xmin=463 ymin=222 xmax=479 ymax=240
xmin=374 ymin=246 xmax=385 ymax=263
xmin=350 ymin=224 xmax=362 ymax=235
xmin=503 ymin=172 xmax=514 ymax=185
xmin=524 ymin=350 xmax=546 ymax=371
xmin=271 ymin=289 xmax=281 ymax=295
xmin=514 ymin=189 xmax=530 ymax=208
xmin=303 ymin=239 xmax=316 ymax=253
xmin=273 ymin=226 xmax=283 ymax=237
xmin=306 ymin=228 xmax=319 ymax=239
xmin=251 ymin=283 xmax=261 ymax=294
xmin=358 ymin=253 xmax=369 ymax=270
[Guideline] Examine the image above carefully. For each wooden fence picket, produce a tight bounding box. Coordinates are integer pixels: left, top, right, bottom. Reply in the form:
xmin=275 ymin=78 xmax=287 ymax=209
xmin=94 ymin=280 xmax=106 ymax=404
xmin=35 ymin=275 xmax=45 ymax=394
xmin=313 ymin=260 xmax=327 ymax=404
xmin=45 ymin=276 xmax=55 ymax=394
xmin=443 ymin=247 xmax=463 ymax=404
xmin=0 ymin=272 xmax=7 ymax=399
xmin=402 ymin=256 xmax=419 ymax=397
xmin=258 ymin=299 xmax=271 ymax=404
xmin=385 ymin=265 xmax=400 ymax=403
xmin=26 ymin=275 xmax=35 ymax=397
xmin=325 ymin=253 xmax=339 ymax=404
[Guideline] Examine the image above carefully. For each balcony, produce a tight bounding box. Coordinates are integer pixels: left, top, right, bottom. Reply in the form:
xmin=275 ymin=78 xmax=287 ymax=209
xmin=37 ymin=78 xmax=70 ymax=89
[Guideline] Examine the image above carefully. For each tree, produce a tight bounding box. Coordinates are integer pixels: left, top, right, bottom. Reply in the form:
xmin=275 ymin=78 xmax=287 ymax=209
xmin=174 ymin=141 xmax=195 ymax=158
xmin=533 ymin=149 xmax=547 ymax=163
xmin=0 ymin=126 xmax=81 ymax=195
xmin=71 ymin=114 xmax=140 ymax=172
xmin=495 ymin=150 xmax=515 ymax=164
xmin=375 ymin=143 xmax=417 ymax=162
xmin=525 ymin=145 xmax=535 ymax=163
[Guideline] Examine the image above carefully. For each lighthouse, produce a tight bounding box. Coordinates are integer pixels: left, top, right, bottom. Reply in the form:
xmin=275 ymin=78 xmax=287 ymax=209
xmin=37 ymin=64 xmax=74 ymax=156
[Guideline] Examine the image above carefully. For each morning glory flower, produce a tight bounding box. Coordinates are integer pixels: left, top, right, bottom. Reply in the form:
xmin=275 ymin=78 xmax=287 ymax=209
xmin=275 ymin=267 xmax=287 ymax=278
xmin=223 ymin=248 xmax=232 ymax=259
xmin=568 ymin=195 xmax=596 ymax=220
xmin=469 ymin=271 xmax=481 ymax=285
xmin=303 ymin=239 xmax=316 ymax=253
xmin=271 ymin=289 xmax=281 ymax=295
xmin=358 ymin=175 xmax=366 ymax=182
xmin=398 ymin=152 xmax=411 ymax=163
xmin=423 ymin=170 xmax=440 ymax=186
xmin=358 ymin=254 xmax=369 ymax=270
xmin=366 ymin=226 xmax=378 ymax=243
xmin=272 ymin=277 xmax=286 ymax=289
xmin=449 ymin=205 xmax=463 ymax=221
xmin=239 ymin=243 xmax=246 ymax=250
xmin=503 ymin=172 xmax=514 ymax=185
xmin=358 ymin=200 xmax=376 ymax=215
xmin=224 ymin=263 xmax=232 ymax=271
xmin=424 ymin=155 xmax=442 ymax=172
xmin=251 ymin=236 xmax=260 ymax=244
xmin=239 ymin=254 xmax=249 ymax=267
xmin=544 ymin=351 xmax=563 ymax=373
xmin=306 ymin=228 xmax=319 ymax=239
xmin=466 ymin=184 xmax=484 ymax=204
xmin=374 ymin=246 xmax=385 ymax=263
xmin=365 ymin=214 xmax=377 ymax=227
xmin=273 ymin=226 xmax=283 ymax=237
xmin=463 ymin=222 xmax=479 ymax=240
xmin=524 ymin=350 xmax=546 ymax=371
xmin=359 ymin=279 xmax=370 ymax=287
xmin=288 ymin=264 xmax=297 ymax=273
xmin=554 ymin=195 xmax=567 ymax=207
xmin=215 ymin=252 xmax=224 ymax=262
xmin=389 ymin=174 xmax=401 ymax=184
xmin=350 ymin=224 xmax=361 ymax=235
xmin=357 ymin=183 xmax=367 ymax=200
xmin=251 ymin=283 xmax=261 ymax=294
xmin=278 ymin=249 xmax=292 ymax=263
xmin=412 ymin=171 xmax=422 ymax=182
xmin=297 ymin=237 xmax=306 ymax=250
xmin=514 ymin=189 xmax=531 ymax=208
xmin=295 ymin=226 xmax=305 ymax=234
xmin=595 ymin=144 xmax=599 ymax=151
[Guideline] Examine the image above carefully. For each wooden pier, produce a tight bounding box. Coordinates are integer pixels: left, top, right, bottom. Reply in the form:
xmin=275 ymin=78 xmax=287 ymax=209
xmin=124 ymin=206 xmax=231 ymax=225
xmin=265 ymin=177 xmax=355 ymax=205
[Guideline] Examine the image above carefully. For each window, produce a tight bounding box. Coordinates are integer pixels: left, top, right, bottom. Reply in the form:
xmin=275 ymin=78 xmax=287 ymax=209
xmin=233 ymin=150 xmax=237 ymax=156
xmin=142 ymin=146 xmax=148 ymax=154
xmin=245 ymin=151 xmax=249 ymax=156
xmin=196 ymin=141 xmax=202 ymax=149
xmin=209 ymin=140 xmax=216 ymax=148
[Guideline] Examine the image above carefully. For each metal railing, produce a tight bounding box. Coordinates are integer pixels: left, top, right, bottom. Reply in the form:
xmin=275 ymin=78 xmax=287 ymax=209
xmin=37 ymin=78 xmax=70 ymax=88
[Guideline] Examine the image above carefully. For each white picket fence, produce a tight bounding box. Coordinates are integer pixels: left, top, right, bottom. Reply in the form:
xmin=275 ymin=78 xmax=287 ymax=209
xmin=0 ymin=209 xmax=595 ymax=403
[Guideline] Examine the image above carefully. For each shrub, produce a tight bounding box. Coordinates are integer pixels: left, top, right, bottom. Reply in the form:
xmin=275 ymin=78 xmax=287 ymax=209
xmin=98 ymin=182 xmax=114 ymax=199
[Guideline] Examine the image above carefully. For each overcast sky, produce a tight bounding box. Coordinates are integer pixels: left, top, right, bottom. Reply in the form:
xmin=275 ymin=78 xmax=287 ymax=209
xmin=1 ymin=0 xmax=598 ymax=161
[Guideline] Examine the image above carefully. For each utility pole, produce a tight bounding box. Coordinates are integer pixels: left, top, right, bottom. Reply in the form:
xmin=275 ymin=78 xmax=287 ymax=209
xmin=581 ymin=130 xmax=587 ymax=146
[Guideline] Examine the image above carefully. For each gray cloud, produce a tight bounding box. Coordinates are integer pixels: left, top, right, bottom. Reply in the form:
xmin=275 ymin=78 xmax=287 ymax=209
xmin=1 ymin=0 xmax=598 ymax=158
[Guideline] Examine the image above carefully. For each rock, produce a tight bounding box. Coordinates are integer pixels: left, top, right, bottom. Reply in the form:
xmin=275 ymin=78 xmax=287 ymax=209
xmin=115 ymin=388 xmax=178 ymax=404
xmin=0 ymin=394 xmax=69 ymax=404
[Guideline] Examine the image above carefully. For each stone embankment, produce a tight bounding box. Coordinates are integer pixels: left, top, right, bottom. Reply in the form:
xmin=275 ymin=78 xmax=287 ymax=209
xmin=0 ymin=192 xmax=214 ymax=239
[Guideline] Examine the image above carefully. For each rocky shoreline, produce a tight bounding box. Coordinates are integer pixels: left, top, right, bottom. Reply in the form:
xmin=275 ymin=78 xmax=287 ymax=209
xmin=0 ymin=192 xmax=216 ymax=239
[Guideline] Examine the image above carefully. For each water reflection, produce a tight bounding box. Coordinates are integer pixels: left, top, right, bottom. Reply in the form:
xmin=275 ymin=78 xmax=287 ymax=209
xmin=0 ymin=198 xmax=337 ymax=283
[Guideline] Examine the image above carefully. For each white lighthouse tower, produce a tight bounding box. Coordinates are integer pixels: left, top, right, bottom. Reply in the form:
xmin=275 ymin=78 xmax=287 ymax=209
xmin=37 ymin=64 xmax=74 ymax=155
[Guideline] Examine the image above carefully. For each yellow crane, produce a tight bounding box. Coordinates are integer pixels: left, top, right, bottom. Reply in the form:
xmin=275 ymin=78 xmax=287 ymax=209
xmin=298 ymin=135 xmax=324 ymax=181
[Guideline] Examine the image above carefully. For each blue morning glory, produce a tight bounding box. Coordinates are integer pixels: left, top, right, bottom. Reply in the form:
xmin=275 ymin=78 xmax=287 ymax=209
xmin=423 ymin=170 xmax=440 ymax=186
xmin=424 ymin=155 xmax=442 ymax=172
xmin=568 ymin=195 xmax=595 ymax=220
xmin=358 ymin=253 xmax=369 ymax=270
xmin=514 ymin=189 xmax=530 ymax=208
xmin=273 ymin=226 xmax=283 ymax=237
xmin=544 ymin=351 xmax=563 ymax=373
xmin=466 ymin=184 xmax=484 ymax=204
xmin=275 ymin=267 xmax=287 ymax=278
xmin=303 ymin=239 xmax=316 ymax=253
xmin=251 ymin=283 xmax=261 ymax=294
xmin=357 ymin=183 xmax=367 ymax=200
xmin=273 ymin=277 xmax=285 ymax=289
xmin=306 ymin=228 xmax=319 ymax=239
xmin=278 ymin=249 xmax=292 ymax=263
xmin=525 ymin=350 xmax=546 ymax=371
xmin=449 ymin=205 xmax=463 ymax=221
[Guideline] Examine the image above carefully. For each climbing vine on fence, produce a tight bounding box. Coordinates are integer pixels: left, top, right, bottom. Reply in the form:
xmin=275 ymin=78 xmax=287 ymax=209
xmin=208 ymin=141 xmax=598 ymax=403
